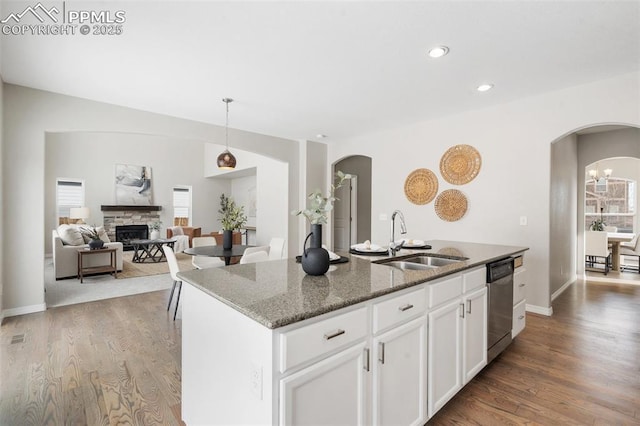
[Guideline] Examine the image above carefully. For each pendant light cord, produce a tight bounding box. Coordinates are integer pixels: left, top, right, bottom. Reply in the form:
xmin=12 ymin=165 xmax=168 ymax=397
xmin=225 ymin=100 xmax=229 ymax=150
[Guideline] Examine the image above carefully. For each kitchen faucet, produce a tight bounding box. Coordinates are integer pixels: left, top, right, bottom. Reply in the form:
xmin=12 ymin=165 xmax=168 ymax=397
xmin=389 ymin=210 xmax=407 ymax=256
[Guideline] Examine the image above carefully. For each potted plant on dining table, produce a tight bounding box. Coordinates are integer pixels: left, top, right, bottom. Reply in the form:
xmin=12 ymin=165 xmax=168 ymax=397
xmin=219 ymin=194 xmax=247 ymax=250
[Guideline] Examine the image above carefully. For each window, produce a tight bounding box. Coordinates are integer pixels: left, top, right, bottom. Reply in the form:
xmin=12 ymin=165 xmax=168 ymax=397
xmin=56 ymin=178 xmax=85 ymax=224
xmin=585 ymin=177 xmax=636 ymax=232
xmin=173 ymin=186 xmax=192 ymax=226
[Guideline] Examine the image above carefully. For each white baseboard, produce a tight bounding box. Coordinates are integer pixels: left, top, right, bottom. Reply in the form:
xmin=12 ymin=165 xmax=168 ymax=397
xmin=551 ymin=276 xmax=576 ymax=301
xmin=526 ymin=303 xmax=553 ymax=316
xmin=3 ymin=303 xmax=46 ymax=318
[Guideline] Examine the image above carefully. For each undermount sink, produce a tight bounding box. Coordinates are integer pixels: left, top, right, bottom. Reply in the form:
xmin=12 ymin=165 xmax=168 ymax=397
xmin=375 ymin=254 xmax=468 ymax=271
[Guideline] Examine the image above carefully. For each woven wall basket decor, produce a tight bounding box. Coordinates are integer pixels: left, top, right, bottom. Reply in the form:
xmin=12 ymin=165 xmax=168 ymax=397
xmin=440 ymin=144 xmax=481 ymax=185
xmin=434 ymin=189 xmax=468 ymax=221
xmin=404 ymin=168 xmax=438 ymax=205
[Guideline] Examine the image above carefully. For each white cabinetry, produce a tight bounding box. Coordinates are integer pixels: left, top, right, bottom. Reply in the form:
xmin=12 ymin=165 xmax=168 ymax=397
xmin=428 ymin=267 xmax=487 ymax=418
xmin=182 ymin=263 xmax=492 ymax=426
xmin=372 ymin=316 xmax=427 ymax=426
xmin=279 ymin=342 xmax=368 ymax=426
xmin=512 ymin=254 xmax=527 ymax=338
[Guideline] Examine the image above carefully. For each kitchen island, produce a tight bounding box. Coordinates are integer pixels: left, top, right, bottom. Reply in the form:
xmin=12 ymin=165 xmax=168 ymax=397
xmin=178 ymin=240 xmax=527 ymax=425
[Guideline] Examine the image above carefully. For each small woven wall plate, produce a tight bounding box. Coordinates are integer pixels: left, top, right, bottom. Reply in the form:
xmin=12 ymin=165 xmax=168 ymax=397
xmin=404 ymin=168 xmax=438 ymax=205
xmin=434 ymin=189 xmax=468 ymax=221
xmin=440 ymin=144 xmax=481 ymax=185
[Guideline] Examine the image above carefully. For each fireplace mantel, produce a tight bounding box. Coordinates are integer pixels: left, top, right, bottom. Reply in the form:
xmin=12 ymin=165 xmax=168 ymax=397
xmin=101 ymin=205 xmax=162 ymax=212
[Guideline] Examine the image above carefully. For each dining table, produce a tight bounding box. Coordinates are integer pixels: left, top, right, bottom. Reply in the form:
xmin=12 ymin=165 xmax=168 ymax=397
xmin=607 ymin=232 xmax=634 ymax=271
xmin=183 ymin=244 xmax=254 ymax=266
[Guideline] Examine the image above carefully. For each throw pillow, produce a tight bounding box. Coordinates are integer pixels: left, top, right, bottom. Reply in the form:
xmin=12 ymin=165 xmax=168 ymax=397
xmin=57 ymin=224 xmax=85 ymax=246
xmin=97 ymin=226 xmax=111 ymax=243
xmin=170 ymin=226 xmax=184 ymax=236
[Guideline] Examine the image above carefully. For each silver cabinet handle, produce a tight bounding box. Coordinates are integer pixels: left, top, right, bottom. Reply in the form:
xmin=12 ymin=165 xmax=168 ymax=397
xmin=398 ymin=303 xmax=414 ymax=312
xmin=364 ymin=348 xmax=370 ymax=371
xmin=467 ymin=299 xmax=472 ymax=314
xmin=379 ymin=342 xmax=385 ymax=364
xmin=324 ymin=329 xmax=345 ymax=340
xmin=460 ymin=303 xmax=465 ymax=318
xmin=519 ymin=315 xmax=525 ymax=320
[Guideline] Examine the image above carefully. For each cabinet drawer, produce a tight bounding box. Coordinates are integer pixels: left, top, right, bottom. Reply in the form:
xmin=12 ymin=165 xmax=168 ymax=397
xmin=512 ymin=299 xmax=526 ymax=338
xmin=463 ymin=267 xmax=486 ymax=293
xmin=373 ymin=287 xmax=426 ymax=334
xmin=279 ymin=307 xmax=368 ymax=373
xmin=513 ymin=268 xmax=527 ymax=305
xmin=428 ymin=275 xmax=463 ymax=309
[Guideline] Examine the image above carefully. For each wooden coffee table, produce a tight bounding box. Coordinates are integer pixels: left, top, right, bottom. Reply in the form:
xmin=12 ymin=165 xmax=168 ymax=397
xmin=77 ymin=247 xmax=118 ymax=283
xmin=130 ymin=238 xmax=176 ymax=263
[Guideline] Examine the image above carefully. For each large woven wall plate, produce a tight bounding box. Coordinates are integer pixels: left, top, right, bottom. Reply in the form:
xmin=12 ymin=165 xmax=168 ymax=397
xmin=440 ymin=144 xmax=481 ymax=185
xmin=434 ymin=189 xmax=468 ymax=221
xmin=404 ymin=168 xmax=438 ymax=205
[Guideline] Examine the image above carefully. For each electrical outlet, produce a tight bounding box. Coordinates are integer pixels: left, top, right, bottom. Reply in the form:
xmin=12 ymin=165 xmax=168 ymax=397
xmin=519 ymin=216 xmax=528 ymax=226
xmin=249 ymin=362 xmax=262 ymax=400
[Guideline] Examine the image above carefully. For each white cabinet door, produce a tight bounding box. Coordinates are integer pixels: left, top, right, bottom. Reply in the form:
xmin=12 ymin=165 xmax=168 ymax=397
xmin=428 ymin=298 xmax=463 ymax=417
xmin=280 ymin=342 xmax=368 ymax=426
xmin=463 ymin=287 xmax=488 ymax=384
xmin=372 ymin=317 xmax=427 ymax=426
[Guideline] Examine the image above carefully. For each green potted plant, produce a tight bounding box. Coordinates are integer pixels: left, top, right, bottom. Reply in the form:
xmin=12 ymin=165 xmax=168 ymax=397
xmin=81 ymin=226 xmax=104 ymax=250
xmin=219 ymin=194 xmax=247 ymax=249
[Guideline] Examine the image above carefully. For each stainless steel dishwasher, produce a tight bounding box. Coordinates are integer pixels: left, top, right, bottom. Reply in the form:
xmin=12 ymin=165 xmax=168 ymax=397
xmin=486 ymin=257 xmax=514 ymax=362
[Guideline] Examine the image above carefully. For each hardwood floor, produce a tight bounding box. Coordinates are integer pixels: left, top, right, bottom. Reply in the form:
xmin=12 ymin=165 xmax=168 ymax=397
xmin=0 ymin=291 xmax=183 ymax=425
xmin=1 ymin=279 xmax=638 ymax=425
xmin=429 ymin=279 xmax=640 ymax=425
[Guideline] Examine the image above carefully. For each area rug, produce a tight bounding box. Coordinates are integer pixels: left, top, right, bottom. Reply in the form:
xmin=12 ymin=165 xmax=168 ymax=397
xmin=118 ymin=251 xmax=195 ymax=279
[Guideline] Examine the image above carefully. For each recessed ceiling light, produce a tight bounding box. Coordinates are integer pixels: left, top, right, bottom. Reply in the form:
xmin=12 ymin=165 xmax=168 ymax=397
xmin=316 ymin=134 xmax=327 ymax=139
xmin=428 ymin=46 xmax=449 ymax=58
xmin=477 ymin=84 xmax=494 ymax=92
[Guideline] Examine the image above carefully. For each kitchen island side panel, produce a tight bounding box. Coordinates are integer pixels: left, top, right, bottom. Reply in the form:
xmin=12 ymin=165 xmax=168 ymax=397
xmin=182 ymin=284 xmax=275 ymax=425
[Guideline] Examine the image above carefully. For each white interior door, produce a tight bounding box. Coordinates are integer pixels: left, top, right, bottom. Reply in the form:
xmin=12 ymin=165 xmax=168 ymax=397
xmin=334 ymin=175 xmax=358 ymax=252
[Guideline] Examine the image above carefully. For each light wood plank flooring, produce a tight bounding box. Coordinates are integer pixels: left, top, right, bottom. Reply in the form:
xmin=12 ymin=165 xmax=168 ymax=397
xmin=1 ymin=278 xmax=639 ymax=425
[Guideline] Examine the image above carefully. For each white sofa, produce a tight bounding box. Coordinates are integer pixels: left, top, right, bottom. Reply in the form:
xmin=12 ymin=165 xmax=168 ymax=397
xmin=52 ymin=229 xmax=124 ymax=280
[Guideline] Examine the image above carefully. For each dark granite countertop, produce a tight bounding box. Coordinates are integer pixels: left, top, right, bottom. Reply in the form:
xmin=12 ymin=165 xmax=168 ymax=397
xmin=178 ymin=240 xmax=528 ymax=329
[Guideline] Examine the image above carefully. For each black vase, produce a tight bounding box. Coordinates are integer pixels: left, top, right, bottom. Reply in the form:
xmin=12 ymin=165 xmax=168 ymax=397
xmin=89 ymin=239 xmax=104 ymax=250
xmin=223 ymin=230 xmax=233 ymax=250
xmin=310 ymin=224 xmax=323 ymax=249
xmin=301 ymin=231 xmax=330 ymax=275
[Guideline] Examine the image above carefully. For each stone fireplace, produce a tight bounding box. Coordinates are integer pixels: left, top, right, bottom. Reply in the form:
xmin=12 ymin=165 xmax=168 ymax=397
xmin=101 ymin=205 xmax=162 ymax=245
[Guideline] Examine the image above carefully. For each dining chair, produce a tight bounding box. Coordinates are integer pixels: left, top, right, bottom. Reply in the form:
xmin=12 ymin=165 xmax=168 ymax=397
xmin=240 ymin=249 xmax=269 ymax=264
xmin=268 ymin=238 xmax=286 ymax=260
xmin=191 ymin=236 xmax=225 ymax=269
xmin=163 ymin=245 xmax=183 ymax=320
xmin=585 ymin=231 xmax=611 ymax=275
xmin=620 ymin=233 xmax=640 ymax=273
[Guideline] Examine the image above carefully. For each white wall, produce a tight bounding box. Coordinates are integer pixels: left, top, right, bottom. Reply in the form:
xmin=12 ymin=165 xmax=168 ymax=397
xmin=2 ymin=84 xmax=300 ymax=315
xmin=550 ymin=134 xmax=578 ymax=297
xmin=204 ymin=144 xmax=290 ymax=250
xmin=231 ymin=175 xmax=257 ymax=228
xmin=44 ymin=132 xmax=228 ymax=253
xmin=329 ymin=72 xmax=640 ymax=313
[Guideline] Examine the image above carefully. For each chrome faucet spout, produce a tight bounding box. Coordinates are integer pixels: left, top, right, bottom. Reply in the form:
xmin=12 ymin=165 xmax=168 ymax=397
xmin=389 ymin=210 xmax=407 ymax=256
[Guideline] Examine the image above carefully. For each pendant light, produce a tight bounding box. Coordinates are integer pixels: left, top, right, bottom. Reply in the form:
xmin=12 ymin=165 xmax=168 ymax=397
xmin=217 ymin=98 xmax=237 ymax=169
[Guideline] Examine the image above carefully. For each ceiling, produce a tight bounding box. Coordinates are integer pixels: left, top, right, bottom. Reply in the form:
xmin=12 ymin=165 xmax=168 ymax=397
xmin=2 ymin=1 xmax=639 ymax=142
